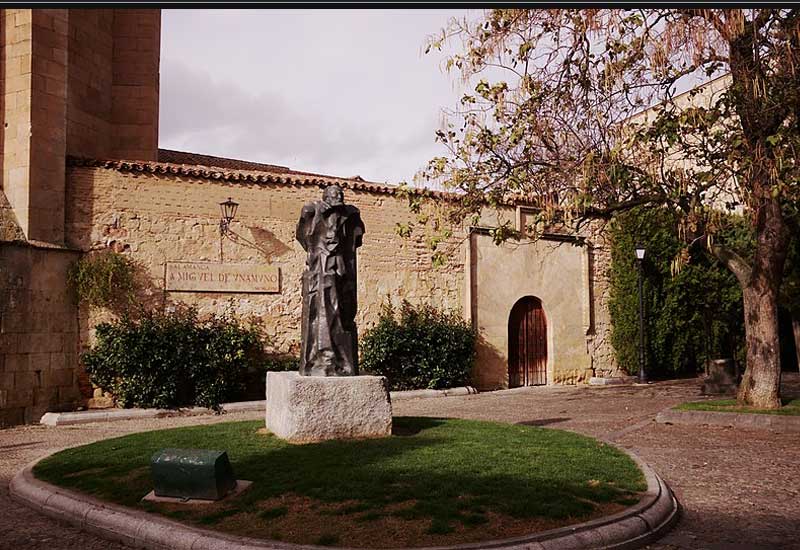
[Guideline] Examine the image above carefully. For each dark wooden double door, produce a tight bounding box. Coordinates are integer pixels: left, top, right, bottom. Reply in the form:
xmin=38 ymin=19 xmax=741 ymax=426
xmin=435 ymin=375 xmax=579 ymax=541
xmin=508 ymin=296 xmax=547 ymax=387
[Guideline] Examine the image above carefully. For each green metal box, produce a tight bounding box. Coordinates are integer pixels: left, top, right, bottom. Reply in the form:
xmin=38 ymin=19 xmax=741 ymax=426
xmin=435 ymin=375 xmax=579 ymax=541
xmin=150 ymin=448 xmax=237 ymax=501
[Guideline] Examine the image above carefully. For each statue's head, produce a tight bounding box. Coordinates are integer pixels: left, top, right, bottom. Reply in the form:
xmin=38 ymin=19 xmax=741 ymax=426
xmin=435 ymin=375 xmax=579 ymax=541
xmin=322 ymin=185 xmax=344 ymax=207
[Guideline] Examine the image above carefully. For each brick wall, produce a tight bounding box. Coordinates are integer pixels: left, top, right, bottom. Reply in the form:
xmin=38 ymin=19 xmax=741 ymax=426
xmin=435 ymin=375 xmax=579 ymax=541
xmin=0 ymin=242 xmax=81 ymax=427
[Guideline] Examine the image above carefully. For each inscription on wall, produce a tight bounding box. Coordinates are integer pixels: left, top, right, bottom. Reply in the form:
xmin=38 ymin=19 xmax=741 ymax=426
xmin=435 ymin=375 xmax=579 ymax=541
xmin=165 ymin=262 xmax=280 ymax=293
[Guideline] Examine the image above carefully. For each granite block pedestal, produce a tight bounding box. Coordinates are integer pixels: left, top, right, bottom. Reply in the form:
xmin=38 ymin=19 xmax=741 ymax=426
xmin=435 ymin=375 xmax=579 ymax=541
xmin=702 ymin=358 xmax=738 ymax=395
xmin=265 ymin=371 xmax=392 ymax=444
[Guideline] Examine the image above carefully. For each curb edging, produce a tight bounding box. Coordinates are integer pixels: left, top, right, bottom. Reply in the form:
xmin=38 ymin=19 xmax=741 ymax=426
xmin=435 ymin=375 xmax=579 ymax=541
xmin=39 ymin=401 xmax=267 ymax=427
xmin=655 ymin=408 xmax=800 ymax=432
xmin=40 ymin=387 xmax=479 ymax=427
xmin=10 ymin=441 xmax=677 ymax=550
xmin=588 ymin=377 xmax=638 ymax=386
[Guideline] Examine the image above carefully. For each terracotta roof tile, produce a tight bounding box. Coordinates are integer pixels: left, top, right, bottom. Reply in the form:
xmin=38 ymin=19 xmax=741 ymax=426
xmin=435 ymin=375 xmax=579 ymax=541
xmin=65 ymin=154 xmax=459 ymax=202
xmin=157 ymin=149 xmax=293 ymax=174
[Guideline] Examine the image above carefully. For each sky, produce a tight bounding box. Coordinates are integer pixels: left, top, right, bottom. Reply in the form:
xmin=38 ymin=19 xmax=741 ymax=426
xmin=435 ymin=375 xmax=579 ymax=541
xmin=159 ymin=9 xmax=475 ymax=185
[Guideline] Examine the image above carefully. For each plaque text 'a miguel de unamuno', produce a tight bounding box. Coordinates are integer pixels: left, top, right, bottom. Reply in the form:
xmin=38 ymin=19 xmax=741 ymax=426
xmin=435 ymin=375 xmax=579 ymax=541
xmin=165 ymin=262 xmax=280 ymax=293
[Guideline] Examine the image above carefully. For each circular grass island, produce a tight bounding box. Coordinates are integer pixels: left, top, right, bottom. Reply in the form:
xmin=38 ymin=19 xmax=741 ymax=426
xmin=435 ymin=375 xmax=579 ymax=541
xmin=33 ymin=417 xmax=648 ymax=548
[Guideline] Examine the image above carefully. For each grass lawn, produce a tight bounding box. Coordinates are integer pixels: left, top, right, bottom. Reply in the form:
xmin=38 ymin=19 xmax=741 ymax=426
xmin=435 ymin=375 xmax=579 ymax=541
xmin=676 ymin=398 xmax=800 ymax=416
xmin=34 ymin=417 xmax=646 ymax=548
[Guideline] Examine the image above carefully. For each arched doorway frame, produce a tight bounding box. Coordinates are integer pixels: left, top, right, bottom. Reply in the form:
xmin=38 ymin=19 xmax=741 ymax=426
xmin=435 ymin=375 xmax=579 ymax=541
xmin=507 ymin=295 xmax=549 ymax=387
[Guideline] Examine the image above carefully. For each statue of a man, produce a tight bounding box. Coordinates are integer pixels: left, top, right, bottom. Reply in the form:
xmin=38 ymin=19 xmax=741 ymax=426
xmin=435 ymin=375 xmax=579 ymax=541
xmin=295 ymin=185 xmax=365 ymax=376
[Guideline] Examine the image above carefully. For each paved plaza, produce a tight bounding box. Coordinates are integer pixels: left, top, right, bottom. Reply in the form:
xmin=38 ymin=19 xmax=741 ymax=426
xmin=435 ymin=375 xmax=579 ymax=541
xmin=1 ymin=376 xmax=799 ymax=550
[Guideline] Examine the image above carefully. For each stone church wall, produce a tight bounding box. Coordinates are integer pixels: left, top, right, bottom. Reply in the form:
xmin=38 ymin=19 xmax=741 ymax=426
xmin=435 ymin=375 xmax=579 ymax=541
xmin=64 ymin=161 xmax=620 ymax=393
xmin=64 ymin=163 xmax=467 ymax=360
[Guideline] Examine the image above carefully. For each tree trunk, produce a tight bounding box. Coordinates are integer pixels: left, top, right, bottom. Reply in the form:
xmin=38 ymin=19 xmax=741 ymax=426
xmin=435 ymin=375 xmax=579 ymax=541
xmin=713 ymin=12 xmax=795 ymax=409
xmin=735 ymin=196 xmax=789 ymax=409
xmin=737 ymin=282 xmax=782 ymax=408
xmin=793 ymin=315 xmax=800 ymax=374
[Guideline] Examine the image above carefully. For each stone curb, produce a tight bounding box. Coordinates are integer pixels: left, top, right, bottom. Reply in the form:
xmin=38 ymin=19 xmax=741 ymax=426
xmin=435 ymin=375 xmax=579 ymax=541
xmin=588 ymin=377 xmax=638 ymax=386
xmin=655 ymin=408 xmax=800 ymax=432
xmin=40 ymin=388 xmax=479 ymax=427
xmin=390 ymin=386 xmax=478 ymax=401
xmin=39 ymin=401 xmax=266 ymax=427
xmin=10 ymin=440 xmax=677 ymax=550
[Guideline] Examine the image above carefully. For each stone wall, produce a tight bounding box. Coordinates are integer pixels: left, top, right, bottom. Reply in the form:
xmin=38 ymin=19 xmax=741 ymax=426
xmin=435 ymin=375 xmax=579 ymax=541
xmin=109 ymin=9 xmax=160 ymax=161
xmin=469 ymin=231 xmax=594 ymax=389
xmin=63 ymin=161 xmax=621 ymax=393
xmin=66 ymin=9 xmax=114 ymax=159
xmin=584 ymin=220 xmax=617 ymax=377
xmin=65 ymin=8 xmax=160 ymax=161
xmin=0 ymin=8 xmax=160 ymax=246
xmin=64 ymin=164 xmax=466 ymax=358
xmin=0 ymin=241 xmax=81 ymax=427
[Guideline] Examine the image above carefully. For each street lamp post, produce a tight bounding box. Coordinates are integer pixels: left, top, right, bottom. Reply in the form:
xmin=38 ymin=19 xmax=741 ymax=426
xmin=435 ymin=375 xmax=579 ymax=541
xmin=635 ymin=245 xmax=647 ymax=384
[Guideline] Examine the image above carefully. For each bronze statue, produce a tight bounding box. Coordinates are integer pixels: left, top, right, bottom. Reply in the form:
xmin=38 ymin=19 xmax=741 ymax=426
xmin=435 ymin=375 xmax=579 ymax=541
xmin=296 ymin=185 xmax=365 ymax=376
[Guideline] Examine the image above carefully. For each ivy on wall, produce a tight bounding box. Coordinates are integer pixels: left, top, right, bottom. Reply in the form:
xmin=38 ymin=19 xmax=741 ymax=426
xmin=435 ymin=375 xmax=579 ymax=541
xmin=608 ymin=208 xmax=744 ymax=378
xmin=67 ymin=250 xmax=138 ymax=313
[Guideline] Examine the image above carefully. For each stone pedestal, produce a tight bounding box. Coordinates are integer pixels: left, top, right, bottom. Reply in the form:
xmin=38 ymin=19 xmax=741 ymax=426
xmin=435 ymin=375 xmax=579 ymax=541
xmin=265 ymin=371 xmax=392 ymax=444
xmin=702 ymin=359 xmax=738 ymax=395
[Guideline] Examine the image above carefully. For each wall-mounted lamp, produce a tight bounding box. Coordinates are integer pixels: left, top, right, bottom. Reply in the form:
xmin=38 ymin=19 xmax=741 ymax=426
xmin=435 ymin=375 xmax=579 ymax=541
xmin=219 ymin=197 xmax=239 ymax=236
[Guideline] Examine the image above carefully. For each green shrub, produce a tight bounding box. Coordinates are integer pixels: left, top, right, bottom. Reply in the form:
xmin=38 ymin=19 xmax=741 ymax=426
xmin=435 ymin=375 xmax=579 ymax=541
xmin=360 ymin=300 xmax=475 ymax=391
xmin=262 ymin=353 xmax=300 ymax=372
xmin=68 ymin=250 xmax=139 ymax=311
xmin=82 ymin=305 xmax=266 ymax=411
xmin=608 ymin=208 xmax=744 ymax=378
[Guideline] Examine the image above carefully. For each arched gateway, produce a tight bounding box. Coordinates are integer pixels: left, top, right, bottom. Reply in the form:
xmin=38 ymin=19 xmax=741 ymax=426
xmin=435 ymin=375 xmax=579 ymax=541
xmin=508 ymin=296 xmax=548 ymax=387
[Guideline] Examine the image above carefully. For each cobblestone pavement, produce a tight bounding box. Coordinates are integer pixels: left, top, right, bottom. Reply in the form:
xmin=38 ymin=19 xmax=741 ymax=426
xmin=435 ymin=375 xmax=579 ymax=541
xmin=1 ymin=375 xmax=798 ymax=550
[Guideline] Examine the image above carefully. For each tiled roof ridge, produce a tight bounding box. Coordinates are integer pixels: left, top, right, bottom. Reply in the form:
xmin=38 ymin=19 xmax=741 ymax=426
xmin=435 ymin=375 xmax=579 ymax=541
xmin=157 ymin=148 xmax=293 ymax=174
xmin=65 ymin=155 xmax=465 ymax=201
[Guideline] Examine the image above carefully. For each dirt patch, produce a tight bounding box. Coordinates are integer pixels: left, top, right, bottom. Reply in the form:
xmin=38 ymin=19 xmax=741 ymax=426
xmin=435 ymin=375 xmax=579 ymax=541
xmin=152 ymin=492 xmax=636 ymax=548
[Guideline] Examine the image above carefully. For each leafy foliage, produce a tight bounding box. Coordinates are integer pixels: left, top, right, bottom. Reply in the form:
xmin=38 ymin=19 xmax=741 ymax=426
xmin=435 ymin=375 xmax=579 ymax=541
xmin=360 ymin=301 xmax=475 ymax=391
xmin=83 ymin=305 xmax=268 ymax=411
xmin=262 ymin=353 xmax=300 ymax=372
xmin=609 ymin=208 xmax=744 ymax=377
xmin=68 ymin=251 xmax=138 ymax=312
xmin=422 ymin=10 xmax=800 ymax=226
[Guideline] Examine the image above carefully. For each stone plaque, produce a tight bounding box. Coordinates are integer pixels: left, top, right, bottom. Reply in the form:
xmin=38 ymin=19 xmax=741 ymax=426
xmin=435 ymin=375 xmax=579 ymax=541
xmin=165 ymin=262 xmax=280 ymax=293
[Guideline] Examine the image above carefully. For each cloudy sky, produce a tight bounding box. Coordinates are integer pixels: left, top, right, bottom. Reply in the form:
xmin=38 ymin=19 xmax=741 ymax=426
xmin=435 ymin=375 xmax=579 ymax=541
xmin=159 ymin=9 xmax=475 ymax=185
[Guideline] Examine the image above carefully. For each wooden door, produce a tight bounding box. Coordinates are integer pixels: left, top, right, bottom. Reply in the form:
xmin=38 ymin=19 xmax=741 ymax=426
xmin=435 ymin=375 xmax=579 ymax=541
xmin=508 ymin=297 xmax=547 ymax=387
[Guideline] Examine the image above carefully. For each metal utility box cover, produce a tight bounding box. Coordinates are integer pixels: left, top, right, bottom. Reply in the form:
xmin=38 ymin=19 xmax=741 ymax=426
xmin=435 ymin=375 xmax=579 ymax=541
xmin=150 ymin=448 xmax=237 ymax=501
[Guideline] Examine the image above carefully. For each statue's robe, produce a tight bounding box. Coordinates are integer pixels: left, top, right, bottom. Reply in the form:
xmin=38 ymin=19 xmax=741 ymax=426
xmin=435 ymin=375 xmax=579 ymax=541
xmin=295 ymin=200 xmax=364 ymax=376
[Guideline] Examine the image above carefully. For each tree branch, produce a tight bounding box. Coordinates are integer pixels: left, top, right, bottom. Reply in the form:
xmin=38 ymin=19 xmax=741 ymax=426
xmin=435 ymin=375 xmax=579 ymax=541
xmin=677 ymin=8 xmax=727 ymax=36
xmin=711 ymin=242 xmax=752 ymax=286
